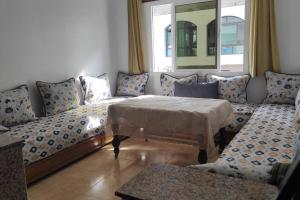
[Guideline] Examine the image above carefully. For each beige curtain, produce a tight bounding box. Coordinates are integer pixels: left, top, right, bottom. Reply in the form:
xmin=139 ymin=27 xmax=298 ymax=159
xmin=128 ymin=0 xmax=146 ymax=74
xmin=249 ymin=0 xmax=281 ymax=77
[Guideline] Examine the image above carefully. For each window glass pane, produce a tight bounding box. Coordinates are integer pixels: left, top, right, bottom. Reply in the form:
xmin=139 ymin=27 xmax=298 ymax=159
xmin=220 ymin=0 xmax=245 ymax=72
xmin=175 ymin=1 xmax=217 ymax=70
xmin=176 ymin=21 xmax=197 ymax=57
xmin=152 ymin=4 xmax=172 ymax=72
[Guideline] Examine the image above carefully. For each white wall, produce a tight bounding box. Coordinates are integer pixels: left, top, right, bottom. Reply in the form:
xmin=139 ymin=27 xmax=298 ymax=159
xmin=0 ymin=0 xmax=118 ymax=116
xmin=109 ymin=0 xmax=128 ymax=74
xmin=276 ymin=0 xmax=300 ymax=74
xmin=1 ymin=0 xmax=298 ymax=113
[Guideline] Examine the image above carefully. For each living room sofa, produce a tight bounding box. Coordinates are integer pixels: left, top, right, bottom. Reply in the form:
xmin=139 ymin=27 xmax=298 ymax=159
xmin=5 ymin=98 xmax=126 ymax=184
xmin=194 ymin=103 xmax=298 ymax=181
xmin=191 ymin=72 xmax=300 ymax=183
xmin=1 ymin=70 xmax=299 ymax=185
xmin=0 ymin=72 xmax=148 ymax=184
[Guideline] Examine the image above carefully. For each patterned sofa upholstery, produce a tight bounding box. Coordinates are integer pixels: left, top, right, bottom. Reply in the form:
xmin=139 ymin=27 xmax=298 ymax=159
xmin=4 ymin=98 xmax=127 ymax=166
xmin=192 ymin=104 xmax=299 ymax=182
xmin=225 ymin=103 xmax=257 ymax=133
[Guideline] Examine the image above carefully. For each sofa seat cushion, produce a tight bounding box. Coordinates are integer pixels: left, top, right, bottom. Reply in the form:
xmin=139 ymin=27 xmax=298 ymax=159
xmin=3 ymin=97 xmax=128 ymax=166
xmin=225 ymin=103 xmax=257 ymax=133
xmin=215 ymin=104 xmax=298 ymax=181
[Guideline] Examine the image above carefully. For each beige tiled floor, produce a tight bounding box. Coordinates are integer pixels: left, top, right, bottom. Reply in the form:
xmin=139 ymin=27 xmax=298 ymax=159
xmin=27 ymin=138 xmax=203 ymax=200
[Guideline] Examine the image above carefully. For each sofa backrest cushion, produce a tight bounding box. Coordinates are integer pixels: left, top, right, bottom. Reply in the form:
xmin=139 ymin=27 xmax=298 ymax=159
xmin=0 ymin=85 xmax=36 ymax=127
xmin=206 ymin=74 xmax=250 ymax=104
xmin=174 ymin=81 xmax=219 ymax=99
xmin=79 ymin=74 xmax=112 ymax=105
xmin=264 ymin=72 xmax=300 ymax=105
xmin=115 ymin=72 xmax=149 ymax=97
xmin=160 ymin=73 xmax=198 ymax=96
xmin=36 ymin=78 xmax=80 ymax=116
xmin=295 ymin=90 xmax=300 ymax=111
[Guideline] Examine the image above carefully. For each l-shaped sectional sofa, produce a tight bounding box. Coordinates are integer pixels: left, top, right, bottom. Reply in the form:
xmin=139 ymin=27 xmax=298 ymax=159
xmin=1 ymin=71 xmax=299 ymax=185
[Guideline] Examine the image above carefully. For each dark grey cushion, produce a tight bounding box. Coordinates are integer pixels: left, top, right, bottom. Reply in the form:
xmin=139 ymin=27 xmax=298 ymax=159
xmin=174 ymin=81 xmax=219 ymax=99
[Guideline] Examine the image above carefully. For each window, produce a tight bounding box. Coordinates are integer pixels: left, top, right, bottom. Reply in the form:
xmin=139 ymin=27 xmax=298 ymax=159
xmin=165 ymin=25 xmax=172 ymax=57
xmin=220 ymin=0 xmax=246 ymax=72
xmin=221 ymin=16 xmax=244 ymax=55
xmin=152 ymin=4 xmax=172 ymax=72
xmin=207 ymin=16 xmax=244 ymax=55
xmin=146 ymin=0 xmax=248 ymax=72
xmin=207 ymin=20 xmax=216 ymax=56
xmin=176 ymin=21 xmax=197 ymax=57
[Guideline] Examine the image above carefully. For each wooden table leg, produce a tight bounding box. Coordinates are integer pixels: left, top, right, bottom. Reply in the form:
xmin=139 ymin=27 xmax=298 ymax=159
xmin=112 ymin=124 xmax=121 ymax=159
xmin=198 ymin=150 xmax=208 ymax=164
xmin=219 ymin=128 xmax=226 ymax=154
xmin=112 ymin=135 xmax=120 ymax=159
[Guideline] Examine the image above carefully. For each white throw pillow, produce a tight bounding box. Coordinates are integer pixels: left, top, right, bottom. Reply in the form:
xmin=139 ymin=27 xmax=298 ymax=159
xmin=0 ymin=85 xmax=36 ymax=127
xmin=206 ymin=74 xmax=250 ymax=104
xmin=295 ymin=110 xmax=300 ymax=131
xmin=79 ymin=74 xmax=112 ymax=105
xmin=160 ymin=73 xmax=198 ymax=96
xmin=295 ymin=89 xmax=300 ymax=111
xmin=264 ymin=71 xmax=300 ymax=105
xmin=115 ymin=72 xmax=149 ymax=97
xmin=36 ymin=78 xmax=80 ymax=116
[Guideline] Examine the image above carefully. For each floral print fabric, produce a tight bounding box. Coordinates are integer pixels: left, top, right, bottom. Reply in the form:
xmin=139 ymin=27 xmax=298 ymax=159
xmin=295 ymin=89 xmax=300 ymax=111
xmin=4 ymin=97 xmax=128 ymax=166
xmin=225 ymin=103 xmax=257 ymax=133
xmin=206 ymin=75 xmax=250 ymax=104
xmin=115 ymin=72 xmax=149 ymax=96
xmin=264 ymin=72 xmax=300 ymax=105
xmin=216 ymin=104 xmax=298 ymax=181
xmin=0 ymin=85 xmax=36 ymax=127
xmin=36 ymin=78 xmax=80 ymax=116
xmin=79 ymin=74 xmax=112 ymax=105
xmin=160 ymin=73 xmax=198 ymax=96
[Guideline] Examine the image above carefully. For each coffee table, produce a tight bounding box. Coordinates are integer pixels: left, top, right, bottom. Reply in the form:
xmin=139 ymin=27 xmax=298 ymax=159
xmin=107 ymin=95 xmax=234 ymax=163
xmin=115 ymin=164 xmax=278 ymax=200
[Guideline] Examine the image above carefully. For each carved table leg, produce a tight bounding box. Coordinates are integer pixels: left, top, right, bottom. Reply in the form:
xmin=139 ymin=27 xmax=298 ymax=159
xmin=112 ymin=135 xmax=120 ymax=159
xmin=219 ymin=128 xmax=226 ymax=154
xmin=198 ymin=150 xmax=208 ymax=164
xmin=112 ymin=124 xmax=121 ymax=159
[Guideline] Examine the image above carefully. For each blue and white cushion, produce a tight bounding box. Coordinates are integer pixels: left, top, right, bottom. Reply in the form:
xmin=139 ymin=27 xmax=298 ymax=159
xmin=0 ymin=85 xmax=36 ymax=127
xmin=215 ymin=104 xmax=298 ymax=181
xmin=160 ymin=73 xmax=198 ymax=96
xmin=225 ymin=103 xmax=257 ymax=133
xmin=295 ymin=89 xmax=300 ymax=111
xmin=115 ymin=72 xmax=149 ymax=97
xmin=206 ymin=74 xmax=250 ymax=104
xmin=79 ymin=74 xmax=112 ymax=105
xmin=264 ymin=72 xmax=300 ymax=105
xmin=36 ymin=78 xmax=81 ymax=116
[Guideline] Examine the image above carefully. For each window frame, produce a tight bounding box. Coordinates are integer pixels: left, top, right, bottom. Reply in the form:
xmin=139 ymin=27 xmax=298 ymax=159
xmin=143 ymin=0 xmax=250 ymax=75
